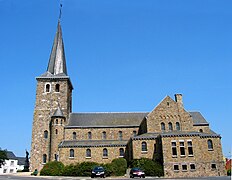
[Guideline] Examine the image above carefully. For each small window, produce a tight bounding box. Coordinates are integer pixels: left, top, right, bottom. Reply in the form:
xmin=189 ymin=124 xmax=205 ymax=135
xmin=167 ymin=102 xmax=170 ymax=106
xmin=10 ymin=161 xmax=14 ymax=166
xmin=168 ymin=122 xmax=173 ymax=131
xmin=86 ymin=149 xmax=91 ymax=158
xmin=42 ymin=154 xmax=47 ymax=164
xmin=208 ymin=139 xmax=213 ymax=150
xmin=154 ymin=144 xmax=157 ymax=153
xmin=133 ymin=130 xmax=137 ymax=137
xmin=45 ymin=84 xmax=50 ymax=93
xmin=199 ymin=129 xmax=203 ymax=132
xmin=182 ymin=164 xmax=187 ymax=171
xmin=56 ymin=119 xmax=58 ymax=124
xmin=161 ymin=122 xmax=165 ymax=131
xmin=55 ymin=129 xmax=58 ymax=135
xmin=172 ymin=142 xmax=177 ymax=156
xmin=103 ymin=148 xmax=108 ymax=157
xmin=174 ymin=164 xmax=179 ymax=171
xmin=119 ymin=148 xmax=124 ymax=157
xmin=61 ymin=119 xmax=63 ymax=125
xmin=102 ymin=131 xmax=106 ymax=140
xmin=54 ymin=154 xmax=58 ymax=161
xmin=55 ymin=84 xmax=60 ymax=92
xmin=176 ymin=122 xmax=180 ymax=131
xmin=180 ymin=141 xmax=185 ymax=156
xmin=118 ymin=131 xmax=123 ymax=140
xmin=70 ymin=149 xmax=74 ymax=158
xmin=73 ymin=132 xmax=77 ymax=140
xmin=88 ymin=132 xmax=92 ymax=140
xmin=187 ymin=141 xmax=193 ymax=156
xmin=44 ymin=130 xmax=48 ymax=139
xmin=211 ymin=163 xmax=216 ymax=170
xmin=190 ymin=164 xmax=196 ymax=170
xmin=141 ymin=142 xmax=147 ymax=152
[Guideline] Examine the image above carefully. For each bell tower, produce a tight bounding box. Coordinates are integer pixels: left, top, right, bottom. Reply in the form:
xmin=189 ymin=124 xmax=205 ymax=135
xmin=30 ymin=20 xmax=73 ymax=171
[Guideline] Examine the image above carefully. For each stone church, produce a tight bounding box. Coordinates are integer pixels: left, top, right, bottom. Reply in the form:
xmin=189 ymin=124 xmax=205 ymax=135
xmin=30 ymin=21 xmax=226 ymax=178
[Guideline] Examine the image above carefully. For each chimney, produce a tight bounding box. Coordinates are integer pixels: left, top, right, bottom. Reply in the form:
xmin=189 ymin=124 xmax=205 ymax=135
xmin=175 ymin=94 xmax=183 ymax=108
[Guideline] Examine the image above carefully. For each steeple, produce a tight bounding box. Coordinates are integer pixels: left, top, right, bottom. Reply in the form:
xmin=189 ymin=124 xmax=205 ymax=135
xmin=46 ymin=20 xmax=67 ymax=76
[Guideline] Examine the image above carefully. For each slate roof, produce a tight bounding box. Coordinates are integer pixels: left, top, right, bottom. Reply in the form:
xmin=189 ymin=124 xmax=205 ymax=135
xmin=160 ymin=131 xmax=220 ymax=138
xmin=189 ymin=112 xmax=209 ymax=125
xmin=132 ymin=133 xmax=159 ymax=140
xmin=52 ymin=106 xmax=65 ymax=118
xmin=16 ymin=157 xmax=26 ymax=165
xmin=66 ymin=112 xmax=148 ymax=128
xmin=59 ymin=140 xmax=128 ymax=148
xmin=65 ymin=111 xmax=209 ymax=129
xmin=6 ymin=151 xmax=17 ymax=160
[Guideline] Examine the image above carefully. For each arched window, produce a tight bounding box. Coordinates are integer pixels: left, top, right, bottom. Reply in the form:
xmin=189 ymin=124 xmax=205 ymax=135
xmin=119 ymin=148 xmax=124 ymax=157
xmin=199 ymin=129 xmax=203 ymax=132
xmin=88 ymin=132 xmax=92 ymax=140
xmin=56 ymin=119 xmax=58 ymax=124
xmin=176 ymin=122 xmax=180 ymax=131
xmin=70 ymin=149 xmax=74 ymax=158
xmin=86 ymin=149 xmax=91 ymax=158
xmin=207 ymin=139 xmax=213 ymax=150
xmin=161 ymin=122 xmax=165 ymax=131
xmin=141 ymin=142 xmax=147 ymax=152
xmin=133 ymin=130 xmax=137 ymax=137
xmin=102 ymin=131 xmax=106 ymax=140
xmin=73 ymin=132 xmax=77 ymax=140
xmin=103 ymin=148 xmax=108 ymax=157
xmin=42 ymin=154 xmax=47 ymax=164
xmin=118 ymin=131 xmax=123 ymax=140
xmin=45 ymin=84 xmax=50 ymax=93
xmin=168 ymin=122 xmax=173 ymax=131
xmin=55 ymin=129 xmax=58 ymax=135
xmin=44 ymin=130 xmax=48 ymax=139
xmin=55 ymin=84 xmax=60 ymax=92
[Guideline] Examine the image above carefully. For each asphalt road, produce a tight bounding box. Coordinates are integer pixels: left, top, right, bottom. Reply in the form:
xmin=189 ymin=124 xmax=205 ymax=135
xmin=0 ymin=175 xmax=230 ymax=180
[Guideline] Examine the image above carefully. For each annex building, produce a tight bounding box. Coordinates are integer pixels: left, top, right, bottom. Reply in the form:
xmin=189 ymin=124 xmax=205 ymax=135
xmin=30 ymin=21 xmax=226 ymax=178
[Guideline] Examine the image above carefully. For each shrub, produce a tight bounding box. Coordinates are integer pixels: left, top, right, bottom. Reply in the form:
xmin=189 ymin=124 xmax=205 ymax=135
xmin=76 ymin=161 xmax=99 ymax=176
xmin=110 ymin=158 xmax=127 ymax=176
xmin=101 ymin=163 xmax=113 ymax=177
xmin=62 ymin=163 xmax=79 ymax=176
xmin=131 ymin=158 xmax=163 ymax=177
xmin=40 ymin=161 xmax=64 ymax=176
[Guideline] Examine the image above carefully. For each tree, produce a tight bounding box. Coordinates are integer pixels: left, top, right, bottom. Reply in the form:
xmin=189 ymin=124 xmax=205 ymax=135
xmin=0 ymin=149 xmax=8 ymax=168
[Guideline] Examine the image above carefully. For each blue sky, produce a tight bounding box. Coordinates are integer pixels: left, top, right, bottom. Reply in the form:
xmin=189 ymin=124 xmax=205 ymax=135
xmin=0 ymin=0 xmax=231 ymax=158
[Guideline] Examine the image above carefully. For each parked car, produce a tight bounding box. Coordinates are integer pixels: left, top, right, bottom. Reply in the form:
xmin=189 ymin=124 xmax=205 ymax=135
xmin=130 ymin=167 xmax=145 ymax=178
xmin=91 ymin=166 xmax=105 ymax=178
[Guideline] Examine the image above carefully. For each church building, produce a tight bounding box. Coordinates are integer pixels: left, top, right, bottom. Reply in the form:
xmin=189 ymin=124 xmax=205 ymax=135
xmin=30 ymin=20 xmax=226 ymax=178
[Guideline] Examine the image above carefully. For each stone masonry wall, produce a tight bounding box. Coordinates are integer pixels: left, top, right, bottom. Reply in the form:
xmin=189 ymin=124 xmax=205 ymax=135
xmin=146 ymin=96 xmax=194 ymax=134
xmin=64 ymin=127 xmax=139 ymax=141
xmin=30 ymin=79 xmax=72 ymax=171
xmin=59 ymin=146 xmax=126 ymax=165
xmin=161 ymin=136 xmax=226 ymax=178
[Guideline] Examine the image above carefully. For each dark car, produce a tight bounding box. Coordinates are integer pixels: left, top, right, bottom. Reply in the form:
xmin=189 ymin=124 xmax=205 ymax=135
xmin=130 ymin=167 xmax=145 ymax=178
xmin=91 ymin=166 xmax=105 ymax=178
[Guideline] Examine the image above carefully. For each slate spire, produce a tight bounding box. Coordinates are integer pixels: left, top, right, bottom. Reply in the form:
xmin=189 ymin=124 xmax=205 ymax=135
xmin=47 ymin=20 xmax=67 ymax=76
